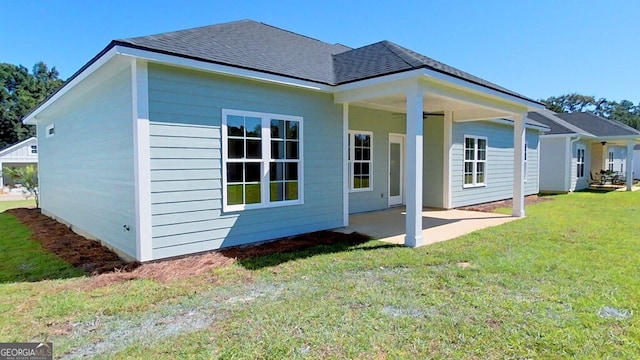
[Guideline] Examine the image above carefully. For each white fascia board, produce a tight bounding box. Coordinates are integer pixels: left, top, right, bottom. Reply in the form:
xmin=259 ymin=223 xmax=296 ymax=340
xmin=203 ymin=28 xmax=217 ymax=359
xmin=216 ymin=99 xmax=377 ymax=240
xmin=420 ymin=68 xmax=544 ymax=111
xmin=23 ymin=47 xmax=119 ymax=125
xmin=596 ymin=135 xmax=640 ymax=141
xmin=333 ymin=69 xmax=425 ymax=94
xmin=115 ymin=46 xmax=331 ymax=92
xmin=540 ymin=133 xmax=582 ymax=139
xmin=0 ymin=137 xmax=37 ymax=157
xmin=483 ymin=118 xmax=550 ymax=131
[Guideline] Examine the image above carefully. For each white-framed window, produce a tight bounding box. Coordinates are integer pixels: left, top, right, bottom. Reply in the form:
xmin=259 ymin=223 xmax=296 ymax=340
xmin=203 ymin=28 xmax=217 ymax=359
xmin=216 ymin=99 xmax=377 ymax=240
xmin=348 ymin=131 xmax=372 ymax=192
xmin=30 ymin=145 xmax=38 ymax=154
xmin=45 ymin=124 xmax=55 ymax=138
xmin=576 ymin=145 xmax=585 ymax=178
xmin=463 ymin=135 xmax=487 ymax=187
xmin=222 ymin=109 xmax=303 ymax=211
xmin=523 ymin=142 xmax=528 ymax=182
xmin=608 ymin=150 xmax=614 ymax=171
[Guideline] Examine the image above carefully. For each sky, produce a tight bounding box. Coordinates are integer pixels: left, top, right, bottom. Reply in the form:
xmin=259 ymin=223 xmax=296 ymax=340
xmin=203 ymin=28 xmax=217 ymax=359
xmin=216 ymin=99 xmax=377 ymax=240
xmin=1 ymin=0 xmax=638 ymax=102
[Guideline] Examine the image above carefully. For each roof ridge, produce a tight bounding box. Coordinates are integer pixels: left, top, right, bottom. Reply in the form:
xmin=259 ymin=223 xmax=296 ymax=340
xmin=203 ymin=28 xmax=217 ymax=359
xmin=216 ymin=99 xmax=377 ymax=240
xmin=120 ymin=19 xmax=252 ymax=42
xmin=380 ymin=41 xmax=426 ymax=68
xmin=257 ymin=21 xmax=352 ymax=50
xmin=560 ymin=112 xmax=640 ymax=136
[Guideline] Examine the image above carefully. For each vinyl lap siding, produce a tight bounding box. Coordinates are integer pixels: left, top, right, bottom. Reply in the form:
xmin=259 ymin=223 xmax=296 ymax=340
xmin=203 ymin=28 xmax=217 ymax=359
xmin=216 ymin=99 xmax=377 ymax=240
xmin=147 ymin=63 xmax=343 ymax=259
xmin=451 ymin=121 xmax=540 ymax=208
xmin=37 ymin=64 xmax=136 ymax=258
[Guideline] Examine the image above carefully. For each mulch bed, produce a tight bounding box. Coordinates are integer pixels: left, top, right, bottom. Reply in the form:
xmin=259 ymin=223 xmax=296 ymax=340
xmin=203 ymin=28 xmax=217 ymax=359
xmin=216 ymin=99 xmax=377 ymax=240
xmin=6 ymin=208 xmax=370 ymax=287
xmin=458 ymin=194 xmax=552 ymax=213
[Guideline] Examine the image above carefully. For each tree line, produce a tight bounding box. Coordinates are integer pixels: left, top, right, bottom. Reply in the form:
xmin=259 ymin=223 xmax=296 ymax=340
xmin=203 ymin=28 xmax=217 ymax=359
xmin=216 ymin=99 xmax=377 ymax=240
xmin=1 ymin=61 xmax=639 ymax=149
xmin=542 ymin=93 xmax=640 ymax=130
xmin=0 ymin=62 xmax=63 ymax=148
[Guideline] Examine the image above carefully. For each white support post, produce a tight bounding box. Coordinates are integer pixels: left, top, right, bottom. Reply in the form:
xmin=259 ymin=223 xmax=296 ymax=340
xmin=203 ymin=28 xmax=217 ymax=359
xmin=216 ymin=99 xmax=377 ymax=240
xmin=442 ymin=111 xmax=453 ymax=209
xmin=512 ymin=113 xmax=526 ymax=217
xmin=405 ymin=86 xmax=425 ymax=247
xmin=626 ymin=140 xmax=634 ymax=191
xmin=343 ymin=103 xmax=350 ymax=227
xmin=132 ymin=59 xmax=153 ymax=262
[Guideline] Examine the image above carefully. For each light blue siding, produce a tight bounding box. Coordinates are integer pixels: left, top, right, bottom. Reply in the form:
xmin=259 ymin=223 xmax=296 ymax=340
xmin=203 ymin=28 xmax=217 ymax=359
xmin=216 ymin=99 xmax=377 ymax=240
xmin=147 ymin=63 xmax=343 ymax=259
xmin=451 ymin=121 xmax=540 ymax=208
xmin=37 ymin=65 xmax=136 ymax=258
xmin=348 ymin=106 xmax=404 ymax=213
xmin=423 ymin=116 xmax=444 ymax=208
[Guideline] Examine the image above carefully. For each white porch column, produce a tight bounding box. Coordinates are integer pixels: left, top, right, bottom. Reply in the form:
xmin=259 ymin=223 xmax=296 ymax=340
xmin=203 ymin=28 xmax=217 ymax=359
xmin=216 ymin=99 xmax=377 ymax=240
xmin=343 ymin=103 xmax=350 ymax=226
xmin=442 ymin=111 xmax=453 ymax=209
xmin=512 ymin=114 xmax=526 ymax=217
xmin=405 ymin=86 xmax=425 ymax=247
xmin=626 ymin=140 xmax=634 ymax=191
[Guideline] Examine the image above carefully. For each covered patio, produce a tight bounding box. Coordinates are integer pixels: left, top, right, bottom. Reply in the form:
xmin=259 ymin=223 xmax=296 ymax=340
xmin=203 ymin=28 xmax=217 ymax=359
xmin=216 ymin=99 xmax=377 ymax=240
xmin=336 ymin=207 xmax=517 ymax=246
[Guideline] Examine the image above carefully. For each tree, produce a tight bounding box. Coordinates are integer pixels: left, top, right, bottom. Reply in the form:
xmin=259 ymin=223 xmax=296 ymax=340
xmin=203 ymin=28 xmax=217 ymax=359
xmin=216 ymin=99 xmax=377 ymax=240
xmin=0 ymin=62 xmax=64 ymax=148
xmin=541 ymin=93 xmax=640 ymax=130
xmin=5 ymin=165 xmax=39 ymax=207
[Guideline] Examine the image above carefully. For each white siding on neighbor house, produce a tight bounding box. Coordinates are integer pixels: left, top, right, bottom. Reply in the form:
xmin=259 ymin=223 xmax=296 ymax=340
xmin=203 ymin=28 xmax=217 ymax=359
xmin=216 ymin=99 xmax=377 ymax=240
xmin=450 ymin=121 xmax=540 ymax=207
xmin=569 ymin=140 xmax=590 ymax=191
xmin=147 ymin=63 xmax=343 ymax=259
xmin=634 ymin=150 xmax=640 ymax=179
xmin=0 ymin=138 xmax=38 ymax=163
xmin=37 ymin=62 xmax=137 ymax=258
xmin=539 ymin=137 xmax=568 ymax=192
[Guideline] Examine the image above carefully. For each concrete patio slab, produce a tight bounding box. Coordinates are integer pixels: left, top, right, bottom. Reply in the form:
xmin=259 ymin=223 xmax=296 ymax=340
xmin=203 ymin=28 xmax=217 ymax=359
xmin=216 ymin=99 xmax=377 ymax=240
xmin=334 ymin=207 xmax=518 ymax=246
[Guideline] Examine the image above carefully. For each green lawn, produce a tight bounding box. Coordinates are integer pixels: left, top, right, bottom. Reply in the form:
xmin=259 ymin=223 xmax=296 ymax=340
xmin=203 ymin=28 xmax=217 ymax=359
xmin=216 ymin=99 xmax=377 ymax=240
xmin=0 ymin=201 xmax=85 ymax=283
xmin=1 ymin=191 xmax=639 ymax=358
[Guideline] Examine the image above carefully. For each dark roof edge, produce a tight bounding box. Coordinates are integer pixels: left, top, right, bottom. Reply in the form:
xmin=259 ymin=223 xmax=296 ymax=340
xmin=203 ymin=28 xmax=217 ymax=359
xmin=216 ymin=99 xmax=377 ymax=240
xmin=112 ymin=41 xmax=334 ymax=85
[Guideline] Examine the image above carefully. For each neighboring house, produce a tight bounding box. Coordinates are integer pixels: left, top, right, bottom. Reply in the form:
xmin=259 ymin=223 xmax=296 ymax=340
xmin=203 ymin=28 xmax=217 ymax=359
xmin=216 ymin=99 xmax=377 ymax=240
xmin=0 ymin=137 xmax=38 ymax=190
xmin=23 ymin=20 xmax=547 ymax=262
xmin=634 ymin=144 xmax=640 ymax=179
xmin=531 ymin=110 xmax=640 ymax=192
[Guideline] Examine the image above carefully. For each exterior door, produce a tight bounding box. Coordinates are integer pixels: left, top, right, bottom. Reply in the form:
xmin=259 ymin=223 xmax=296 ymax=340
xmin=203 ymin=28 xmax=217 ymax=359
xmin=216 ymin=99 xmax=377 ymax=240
xmin=388 ymin=134 xmax=404 ymax=206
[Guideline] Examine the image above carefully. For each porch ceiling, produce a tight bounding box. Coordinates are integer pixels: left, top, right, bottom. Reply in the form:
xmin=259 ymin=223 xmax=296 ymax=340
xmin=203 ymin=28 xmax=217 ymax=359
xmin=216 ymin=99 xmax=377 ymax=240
xmin=353 ymin=92 xmax=516 ymax=121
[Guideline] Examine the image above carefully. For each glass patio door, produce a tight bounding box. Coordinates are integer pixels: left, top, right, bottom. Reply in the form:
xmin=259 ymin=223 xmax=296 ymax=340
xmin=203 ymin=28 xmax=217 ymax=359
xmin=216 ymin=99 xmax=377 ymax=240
xmin=388 ymin=134 xmax=404 ymax=206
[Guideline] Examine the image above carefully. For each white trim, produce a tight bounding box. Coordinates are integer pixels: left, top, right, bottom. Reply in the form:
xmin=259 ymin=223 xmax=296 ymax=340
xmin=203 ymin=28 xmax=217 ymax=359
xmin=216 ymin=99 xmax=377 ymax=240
xmin=132 ymin=59 xmax=153 ymax=262
xmin=576 ymin=143 xmax=586 ymax=179
xmin=626 ymin=140 xmax=634 ymax=191
xmin=443 ymin=111 xmax=452 ymax=208
xmin=523 ymin=141 xmax=528 ymax=183
xmin=348 ymin=130 xmax=373 ymax=192
xmin=404 ymin=85 xmax=425 ymax=247
xmin=512 ymin=114 xmax=526 ymax=217
xmin=342 ymin=104 xmax=349 ymax=226
xmin=462 ymin=134 xmax=488 ymax=188
xmin=221 ymin=109 xmax=304 ymax=212
xmin=388 ymin=133 xmax=405 ymax=207
xmin=23 ymin=47 xmax=119 ymax=124
xmin=117 ymin=46 xmax=330 ymax=92
xmin=30 ymin=145 xmax=38 ymax=154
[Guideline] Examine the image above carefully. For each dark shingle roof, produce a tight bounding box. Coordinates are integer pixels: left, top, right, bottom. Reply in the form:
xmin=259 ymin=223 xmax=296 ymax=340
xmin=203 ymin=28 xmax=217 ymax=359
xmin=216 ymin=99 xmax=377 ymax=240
xmin=527 ymin=111 xmax=590 ymax=135
xmin=115 ymin=20 xmax=540 ymax=104
xmin=555 ymin=112 xmax=640 ymax=137
xmin=116 ymin=20 xmax=351 ymax=84
xmin=334 ymin=41 xmax=533 ymax=102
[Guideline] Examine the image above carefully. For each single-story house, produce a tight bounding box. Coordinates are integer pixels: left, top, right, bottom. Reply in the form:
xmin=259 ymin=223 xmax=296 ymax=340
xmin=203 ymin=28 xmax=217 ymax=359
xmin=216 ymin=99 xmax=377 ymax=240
xmin=0 ymin=136 xmax=38 ymax=191
xmin=23 ymin=20 xmax=547 ymax=261
xmin=530 ymin=110 xmax=640 ymax=192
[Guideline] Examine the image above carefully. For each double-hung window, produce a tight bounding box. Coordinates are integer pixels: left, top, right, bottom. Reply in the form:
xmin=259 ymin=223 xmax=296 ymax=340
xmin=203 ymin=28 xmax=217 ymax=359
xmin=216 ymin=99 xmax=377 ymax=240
xmin=576 ymin=146 xmax=585 ymax=178
xmin=222 ymin=109 xmax=303 ymax=211
xmin=348 ymin=131 xmax=372 ymax=191
xmin=463 ymin=135 xmax=487 ymax=187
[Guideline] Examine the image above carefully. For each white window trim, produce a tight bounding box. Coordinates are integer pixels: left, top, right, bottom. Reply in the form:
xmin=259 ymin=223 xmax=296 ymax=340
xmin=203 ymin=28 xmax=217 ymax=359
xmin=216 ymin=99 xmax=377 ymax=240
xmin=462 ymin=134 xmax=487 ymax=188
xmin=576 ymin=145 xmax=586 ymax=179
xmin=221 ymin=109 xmax=304 ymax=212
xmin=348 ymin=130 xmax=373 ymax=192
xmin=45 ymin=123 xmax=55 ymax=138
xmin=524 ymin=141 xmax=528 ymax=183
xmin=608 ymin=149 xmax=614 ymax=172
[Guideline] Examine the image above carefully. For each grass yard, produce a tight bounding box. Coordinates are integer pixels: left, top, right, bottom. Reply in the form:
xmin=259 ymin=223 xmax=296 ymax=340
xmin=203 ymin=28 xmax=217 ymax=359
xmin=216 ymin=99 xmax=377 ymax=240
xmin=0 ymin=200 xmax=85 ymax=283
xmin=1 ymin=191 xmax=639 ymax=358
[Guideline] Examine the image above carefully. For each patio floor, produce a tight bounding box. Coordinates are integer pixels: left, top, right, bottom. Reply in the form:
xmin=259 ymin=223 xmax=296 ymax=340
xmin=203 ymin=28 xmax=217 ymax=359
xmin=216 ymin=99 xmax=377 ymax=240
xmin=334 ymin=207 xmax=518 ymax=246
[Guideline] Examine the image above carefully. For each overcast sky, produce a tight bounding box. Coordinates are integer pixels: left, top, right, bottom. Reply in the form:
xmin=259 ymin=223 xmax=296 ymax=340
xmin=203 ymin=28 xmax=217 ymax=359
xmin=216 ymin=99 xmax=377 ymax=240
xmin=2 ymin=0 xmax=638 ymax=102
